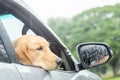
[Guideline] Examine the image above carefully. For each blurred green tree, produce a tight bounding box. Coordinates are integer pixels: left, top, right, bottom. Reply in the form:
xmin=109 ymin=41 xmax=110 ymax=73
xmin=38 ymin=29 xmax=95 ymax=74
xmin=48 ymin=3 xmax=120 ymax=77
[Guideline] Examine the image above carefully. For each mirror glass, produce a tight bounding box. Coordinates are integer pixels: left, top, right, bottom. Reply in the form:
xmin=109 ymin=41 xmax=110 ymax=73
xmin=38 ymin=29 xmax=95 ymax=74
xmin=77 ymin=43 xmax=112 ymax=68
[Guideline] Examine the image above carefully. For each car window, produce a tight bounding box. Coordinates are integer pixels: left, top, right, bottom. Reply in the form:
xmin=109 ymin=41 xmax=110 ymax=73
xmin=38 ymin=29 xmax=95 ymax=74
xmin=0 ymin=13 xmax=36 ymax=64
xmin=0 ymin=14 xmax=35 ymax=42
xmin=27 ymin=29 xmax=35 ymax=35
xmin=0 ymin=14 xmax=24 ymax=41
xmin=0 ymin=37 xmax=9 ymax=63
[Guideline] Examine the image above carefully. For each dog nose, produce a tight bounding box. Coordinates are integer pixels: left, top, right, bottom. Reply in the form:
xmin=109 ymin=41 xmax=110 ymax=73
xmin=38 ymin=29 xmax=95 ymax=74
xmin=55 ymin=58 xmax=63 ymax=65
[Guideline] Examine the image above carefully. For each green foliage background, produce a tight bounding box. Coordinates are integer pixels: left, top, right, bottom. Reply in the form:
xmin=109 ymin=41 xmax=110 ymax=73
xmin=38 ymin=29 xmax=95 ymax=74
xmin=48 ymin=3 xmax=120 ymax=77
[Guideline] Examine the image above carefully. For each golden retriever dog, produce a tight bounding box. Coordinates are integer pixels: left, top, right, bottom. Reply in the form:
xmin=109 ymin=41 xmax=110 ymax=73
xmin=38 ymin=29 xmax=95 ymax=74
xmin=14 ymin=35 xmax=62 ymax=70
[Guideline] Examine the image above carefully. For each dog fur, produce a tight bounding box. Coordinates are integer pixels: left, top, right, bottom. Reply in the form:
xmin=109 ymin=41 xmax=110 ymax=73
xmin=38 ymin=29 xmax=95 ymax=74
xmin=14 ymin=35 xmax=62 ymax=70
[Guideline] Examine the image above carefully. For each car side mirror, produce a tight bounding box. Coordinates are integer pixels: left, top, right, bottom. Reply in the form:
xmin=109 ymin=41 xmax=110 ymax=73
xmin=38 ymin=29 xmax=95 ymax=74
xmin=77 ymin=42 xmax=112 ymax=69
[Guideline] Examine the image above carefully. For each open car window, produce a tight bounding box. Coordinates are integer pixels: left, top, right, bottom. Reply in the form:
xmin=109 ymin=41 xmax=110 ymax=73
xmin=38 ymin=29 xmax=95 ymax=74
xmin=0 ymin=14 xmax=35 ymax=42
xmin=0 ymin=13 xmax=66 ymax=69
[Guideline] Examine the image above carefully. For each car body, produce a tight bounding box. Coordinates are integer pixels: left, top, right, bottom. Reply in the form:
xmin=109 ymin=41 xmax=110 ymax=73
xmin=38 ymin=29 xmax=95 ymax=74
xmin=0 ymin=0 xmax=112 ymax=80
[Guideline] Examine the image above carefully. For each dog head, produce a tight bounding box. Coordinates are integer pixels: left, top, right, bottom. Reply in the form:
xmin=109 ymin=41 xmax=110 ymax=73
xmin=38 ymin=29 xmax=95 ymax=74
xmin=14 ymin=35 xmax=63 ymax=70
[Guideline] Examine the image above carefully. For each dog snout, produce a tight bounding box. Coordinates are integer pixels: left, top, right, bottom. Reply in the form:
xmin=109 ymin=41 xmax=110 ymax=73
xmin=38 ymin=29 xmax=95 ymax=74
xmin=55 ymin=58 xmax=63 ymax=65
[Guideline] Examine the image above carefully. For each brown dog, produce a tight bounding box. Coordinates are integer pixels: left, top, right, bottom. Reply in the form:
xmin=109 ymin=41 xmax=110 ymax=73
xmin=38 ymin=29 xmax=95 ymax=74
xmin=14 ymin=35 xmax=62 ymax=70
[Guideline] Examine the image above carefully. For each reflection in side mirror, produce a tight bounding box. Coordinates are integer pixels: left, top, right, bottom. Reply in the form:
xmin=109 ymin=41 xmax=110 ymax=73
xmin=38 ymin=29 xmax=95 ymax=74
xmin=77 ymin=42 xmax=112 ymax=69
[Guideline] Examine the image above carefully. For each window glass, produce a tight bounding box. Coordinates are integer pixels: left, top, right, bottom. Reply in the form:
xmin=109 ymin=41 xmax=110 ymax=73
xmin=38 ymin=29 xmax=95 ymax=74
xmin=27 ymin=29 xmax=35 ymax=35
xmin=0 ymin=14 xmax=35 ymax=42
xmin=0 ymin=14 xmax=24 ymax=41
xmin=0 ymin=14 xmax=25 ymax=42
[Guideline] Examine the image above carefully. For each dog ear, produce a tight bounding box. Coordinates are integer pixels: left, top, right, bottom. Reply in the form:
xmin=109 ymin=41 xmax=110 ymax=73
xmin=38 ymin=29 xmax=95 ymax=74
xmin=21 ymin=43 xmax=32 ymax=64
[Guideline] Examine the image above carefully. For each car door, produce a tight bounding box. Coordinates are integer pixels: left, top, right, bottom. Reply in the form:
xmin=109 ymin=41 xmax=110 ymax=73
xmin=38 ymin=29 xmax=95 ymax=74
xmin=14 ymin=64 xmax=48 ymax=80
xmin=0 ymin=63 xmax=22 ymax=80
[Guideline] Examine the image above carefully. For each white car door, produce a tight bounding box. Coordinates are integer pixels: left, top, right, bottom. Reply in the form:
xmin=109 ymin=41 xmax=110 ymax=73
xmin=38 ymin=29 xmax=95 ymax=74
xmin=14 ymin=64 xmax=48 ymax=80
xmin=0 ymin=63 xmax=22 ymax=80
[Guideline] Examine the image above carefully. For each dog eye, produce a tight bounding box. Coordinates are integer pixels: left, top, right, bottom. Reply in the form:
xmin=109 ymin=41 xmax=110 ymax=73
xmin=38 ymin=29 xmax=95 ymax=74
xmin=37 ymin=47 xmax=43 ymax=51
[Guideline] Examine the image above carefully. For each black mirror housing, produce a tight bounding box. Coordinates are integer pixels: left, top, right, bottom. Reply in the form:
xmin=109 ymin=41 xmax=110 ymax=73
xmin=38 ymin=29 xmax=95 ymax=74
xmin=77 ymin=42 xmax=112 ymax=69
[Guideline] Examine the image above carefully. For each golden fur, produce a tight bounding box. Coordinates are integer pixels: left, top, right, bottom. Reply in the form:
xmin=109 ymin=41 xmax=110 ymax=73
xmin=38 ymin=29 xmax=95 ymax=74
xmin=14 ymin=35 xmax=62 ymax=70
